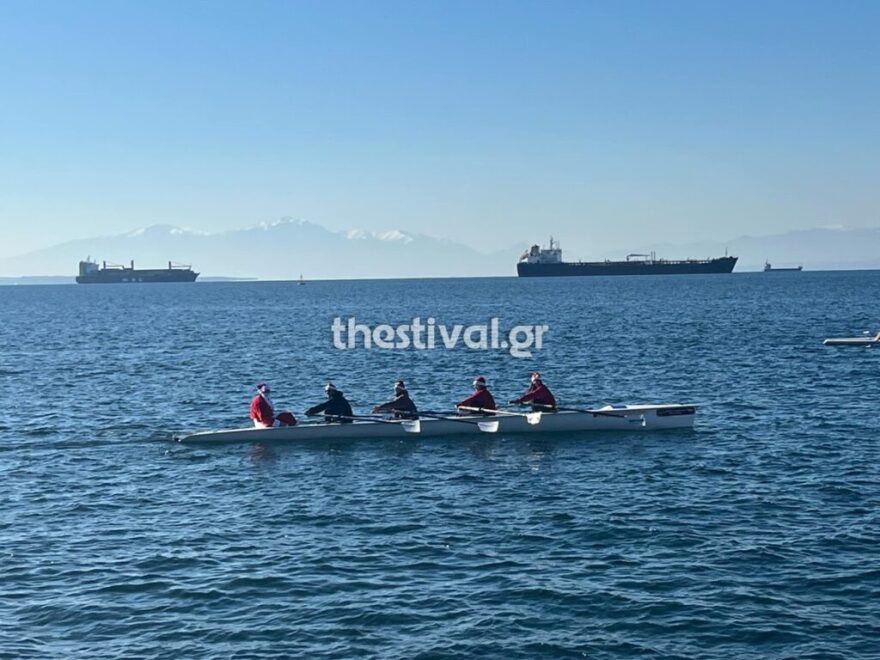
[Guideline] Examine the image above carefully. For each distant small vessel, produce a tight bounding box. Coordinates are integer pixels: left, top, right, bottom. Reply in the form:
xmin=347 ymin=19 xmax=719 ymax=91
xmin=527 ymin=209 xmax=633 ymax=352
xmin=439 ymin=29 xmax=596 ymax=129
xmin=298 ymin=274 xmax=305 ymax=285
xmin=823 ymin=332 xmax=880 ymax=347
xmin=517 ymin=238 xmax=737 ymax=277
xmin=764 ymin=261 xmax=802 ymax=272
xmin=76 ymin=259 xmax=198 ymax=284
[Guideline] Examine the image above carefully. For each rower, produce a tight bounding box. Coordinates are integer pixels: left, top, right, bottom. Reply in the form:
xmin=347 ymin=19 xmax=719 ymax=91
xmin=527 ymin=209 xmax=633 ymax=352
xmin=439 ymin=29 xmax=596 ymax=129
xmin=305 ymin=382 xmax=354 ymax=423
xmin=249 ymin=383 xmax=297 ymax=428
xmin=456 ymin=376 xmax=497 ymax=415
xmin=372 ymin=379 xmax=418 ymax=419
xmin=509 ymin=371 xmax=557 ymax=411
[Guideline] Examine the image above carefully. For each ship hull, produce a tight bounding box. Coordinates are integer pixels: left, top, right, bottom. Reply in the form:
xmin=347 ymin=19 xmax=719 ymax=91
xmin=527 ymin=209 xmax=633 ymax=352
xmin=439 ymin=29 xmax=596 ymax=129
xmin=517 ymin=256 xmax=737 ymax=277
xmin=76 ymin=269 xmax=198 ymax=284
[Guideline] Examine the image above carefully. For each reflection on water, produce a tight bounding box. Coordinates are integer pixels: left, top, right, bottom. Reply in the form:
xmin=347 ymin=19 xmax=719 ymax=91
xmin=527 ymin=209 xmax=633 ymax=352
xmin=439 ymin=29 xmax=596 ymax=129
xmin=249 ymin=442 xmax=279 ymax=464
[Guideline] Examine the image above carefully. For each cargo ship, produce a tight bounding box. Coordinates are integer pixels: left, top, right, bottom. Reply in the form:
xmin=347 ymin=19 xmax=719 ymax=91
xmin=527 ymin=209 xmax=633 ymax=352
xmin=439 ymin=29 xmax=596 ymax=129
xmin=517 ymin=239 xmax=737 ymax=277
xmin=763 ymin=261 xmax=802 ymax=272
xmin=76 ymin=259 xmax=199 ymax=284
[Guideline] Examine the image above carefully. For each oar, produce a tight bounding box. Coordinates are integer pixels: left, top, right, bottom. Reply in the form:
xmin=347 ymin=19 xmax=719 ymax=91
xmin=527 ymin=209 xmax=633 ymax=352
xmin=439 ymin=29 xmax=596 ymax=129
xmin=457 ymin=405 xmax=542 ymax=425
xmin=532 ymin=403 xmax=646 ymax=427
xmin=317 ymin=413 xmax=421 ymax=433
xmin=417 ymin=411 xmax=500 ymax=433
xmin=528 ymin=402 xmax=626 ymax=419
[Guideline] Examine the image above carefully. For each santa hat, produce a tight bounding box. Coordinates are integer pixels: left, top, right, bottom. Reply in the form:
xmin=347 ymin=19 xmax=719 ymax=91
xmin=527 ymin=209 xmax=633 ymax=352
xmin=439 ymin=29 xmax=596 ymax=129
xmin=473 ymin=375 xmax=487 ymax=388
xmin=530 ymin=371 xmax=541 ymax=383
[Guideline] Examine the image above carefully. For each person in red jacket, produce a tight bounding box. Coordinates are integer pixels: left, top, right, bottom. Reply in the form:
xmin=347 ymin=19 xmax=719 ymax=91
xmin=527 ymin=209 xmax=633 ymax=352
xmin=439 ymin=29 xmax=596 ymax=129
xmin=456 ymin=376 xmax=497 ymax=415
xmin=509 ymin=372 xmax=557 ymax=411
xmin=249 ymin=383 xmax=297 ymax=428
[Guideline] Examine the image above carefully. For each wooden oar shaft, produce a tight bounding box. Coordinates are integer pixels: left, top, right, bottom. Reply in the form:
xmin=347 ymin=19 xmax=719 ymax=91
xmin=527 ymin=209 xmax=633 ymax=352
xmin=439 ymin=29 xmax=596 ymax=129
xmin=531 ymin=403 xmax=625 ymax=418
xmin=457 ymin=405 xmax=524 ymax=417
xmin=322 ymin=414 xmax=409 ymax=426
xmin=418 ymin=410 xmax=495 ymax=427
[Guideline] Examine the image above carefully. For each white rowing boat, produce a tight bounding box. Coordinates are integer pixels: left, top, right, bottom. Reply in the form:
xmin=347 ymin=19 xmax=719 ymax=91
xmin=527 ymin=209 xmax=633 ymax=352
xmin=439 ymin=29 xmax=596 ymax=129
xmin=823 ymin=333 xmax=880 ymax=346
xmin=176 ymin=404 xmax=697 ymax=445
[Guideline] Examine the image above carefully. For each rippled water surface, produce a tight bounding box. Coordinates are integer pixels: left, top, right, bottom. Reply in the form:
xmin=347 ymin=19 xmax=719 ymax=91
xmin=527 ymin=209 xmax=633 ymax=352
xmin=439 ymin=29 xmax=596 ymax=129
xmin=1 ymin=273 xmax=878 ymax=658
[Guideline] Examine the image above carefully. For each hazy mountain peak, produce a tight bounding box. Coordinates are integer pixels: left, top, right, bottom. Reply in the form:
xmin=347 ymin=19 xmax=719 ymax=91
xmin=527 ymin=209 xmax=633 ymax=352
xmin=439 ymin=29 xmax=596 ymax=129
xmin=375 ymin=229 xmax=414 ymax=243
xmin=0 ymin=217 xmax=522 ymax=278
xmin=125 ymin=224 xmax=206 ymax=238
xmin=345 ymin=229 xmax=414 ymax=243
xmin=4 ymin=219 xmax=880 ymax=279
xmin=255 ymin=217 xmax=315 ymax=231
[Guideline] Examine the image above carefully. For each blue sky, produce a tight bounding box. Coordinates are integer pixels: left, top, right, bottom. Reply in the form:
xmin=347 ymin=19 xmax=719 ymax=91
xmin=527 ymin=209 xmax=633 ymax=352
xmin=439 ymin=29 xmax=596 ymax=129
xmin=1 ymin=0 xmax=878 ymax=259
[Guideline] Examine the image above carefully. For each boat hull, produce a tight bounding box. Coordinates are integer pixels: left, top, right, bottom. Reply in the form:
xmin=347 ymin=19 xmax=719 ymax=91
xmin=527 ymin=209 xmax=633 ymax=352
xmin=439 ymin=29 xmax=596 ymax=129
xmin=76 ymin=269 xmax=198 ymax=284
xmin=517 ymin=258 xmax=737 ymax=277
xmin=823 ymin=337 xmax=880 ymax=346
xmin=177 ymin=404 xmax=697 ymax=445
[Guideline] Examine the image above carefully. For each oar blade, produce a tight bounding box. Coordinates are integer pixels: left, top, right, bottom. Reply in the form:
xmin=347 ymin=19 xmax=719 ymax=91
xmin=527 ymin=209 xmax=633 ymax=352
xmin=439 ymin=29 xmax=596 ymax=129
xmin=525 ymin=412 xmax=542 ymax=425
xmin=401 ymin=419 xmax=421 ymax=434
xmin=477 ymin=420 xmax=500 ymax=433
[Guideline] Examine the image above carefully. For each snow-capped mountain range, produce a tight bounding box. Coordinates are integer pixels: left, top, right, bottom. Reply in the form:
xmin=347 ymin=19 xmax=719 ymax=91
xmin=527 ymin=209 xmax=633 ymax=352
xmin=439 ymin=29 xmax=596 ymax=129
xmin=0 ymin=218 xmax=524 ymax=279
xmin=2 ymin=218 xmax=880 ymax=280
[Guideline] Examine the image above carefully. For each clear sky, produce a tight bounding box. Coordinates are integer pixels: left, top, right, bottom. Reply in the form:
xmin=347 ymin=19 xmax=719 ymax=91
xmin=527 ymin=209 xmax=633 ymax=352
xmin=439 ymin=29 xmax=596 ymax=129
xmin=1 ymin=0 xmax=878 ymax=259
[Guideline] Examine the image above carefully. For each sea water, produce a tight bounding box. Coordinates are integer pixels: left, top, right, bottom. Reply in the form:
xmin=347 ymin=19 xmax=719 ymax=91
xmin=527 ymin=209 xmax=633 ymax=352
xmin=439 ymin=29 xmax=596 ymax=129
xmin=0 ymin=272 xmax=877 ymax=658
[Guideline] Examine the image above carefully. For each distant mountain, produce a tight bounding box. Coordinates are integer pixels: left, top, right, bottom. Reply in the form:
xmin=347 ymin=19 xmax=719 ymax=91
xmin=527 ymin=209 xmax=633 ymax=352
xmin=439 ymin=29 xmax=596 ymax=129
xmin=3 ymin=221 xmax=878 ymax=279
xmin=0 ymin=218 xmax=527 ymax=279
xmin=0 ymin=276 xmax=75 ymax=285
xmin=600 ymin=227 xmax=880 ymax=272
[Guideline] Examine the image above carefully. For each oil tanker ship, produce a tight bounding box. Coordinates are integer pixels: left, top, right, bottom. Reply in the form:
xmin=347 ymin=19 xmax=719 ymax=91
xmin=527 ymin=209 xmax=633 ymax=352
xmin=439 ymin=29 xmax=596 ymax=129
xmin=517 ymin=239 xmax=737 ymax=277
xmin=76 ymin=259 xmax=199 ymax=284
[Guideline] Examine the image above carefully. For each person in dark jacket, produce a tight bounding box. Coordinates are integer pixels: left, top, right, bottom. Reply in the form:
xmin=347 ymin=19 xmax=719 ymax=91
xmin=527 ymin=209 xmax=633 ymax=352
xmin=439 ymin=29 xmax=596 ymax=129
xmin=456 ymin=376 xmax=497 ymax=415
xmin=372 ymin=379 xmax=418 ymax=419
xmin=305 ymin=383 xmax=354 ymax=423
xmin=509 ymin=372 xmax=557 ymax=411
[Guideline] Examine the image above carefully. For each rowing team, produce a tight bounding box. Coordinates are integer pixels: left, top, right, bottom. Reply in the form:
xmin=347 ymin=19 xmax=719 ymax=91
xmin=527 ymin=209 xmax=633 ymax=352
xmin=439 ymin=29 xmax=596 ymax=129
xmin=248 ymin=372 xmax=557 ymax=428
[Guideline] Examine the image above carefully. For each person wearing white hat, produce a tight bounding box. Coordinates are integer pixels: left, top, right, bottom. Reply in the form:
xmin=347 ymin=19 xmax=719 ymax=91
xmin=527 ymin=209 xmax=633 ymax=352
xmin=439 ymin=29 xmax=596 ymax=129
xmin=455 ymin=376 xmax=497 ymax=415
xmin=305 ymin=382 xmax=354 ymax=423
xmin=372 ymin=379 xmax=418 ymax=419
xmin=509 ymin=372 xmax=557 ymax=412
xmin=249 ymin=383 xmax=297 ymax=428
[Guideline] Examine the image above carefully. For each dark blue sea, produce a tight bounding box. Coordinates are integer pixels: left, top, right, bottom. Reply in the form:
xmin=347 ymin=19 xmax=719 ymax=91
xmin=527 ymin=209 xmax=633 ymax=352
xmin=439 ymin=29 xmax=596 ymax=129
xmin=1 ymin=272 xmax=878 ymax=658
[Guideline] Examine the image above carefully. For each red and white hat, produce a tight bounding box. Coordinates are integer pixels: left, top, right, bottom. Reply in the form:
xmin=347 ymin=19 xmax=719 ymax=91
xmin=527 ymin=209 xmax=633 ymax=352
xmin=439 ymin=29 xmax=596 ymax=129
xmin=530 ymin=371 xmax=541 ymax=383
xmin=473 ymin=375 xmax=487 ymax=388
xmin=256 ymin=382 xmax=271 ymax=394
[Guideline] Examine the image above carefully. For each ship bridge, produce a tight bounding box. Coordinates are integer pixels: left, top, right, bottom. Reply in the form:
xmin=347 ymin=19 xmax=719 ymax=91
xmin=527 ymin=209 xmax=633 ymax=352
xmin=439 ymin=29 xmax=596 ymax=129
xmin=520 ymin=237 xmax=563 ymax=264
